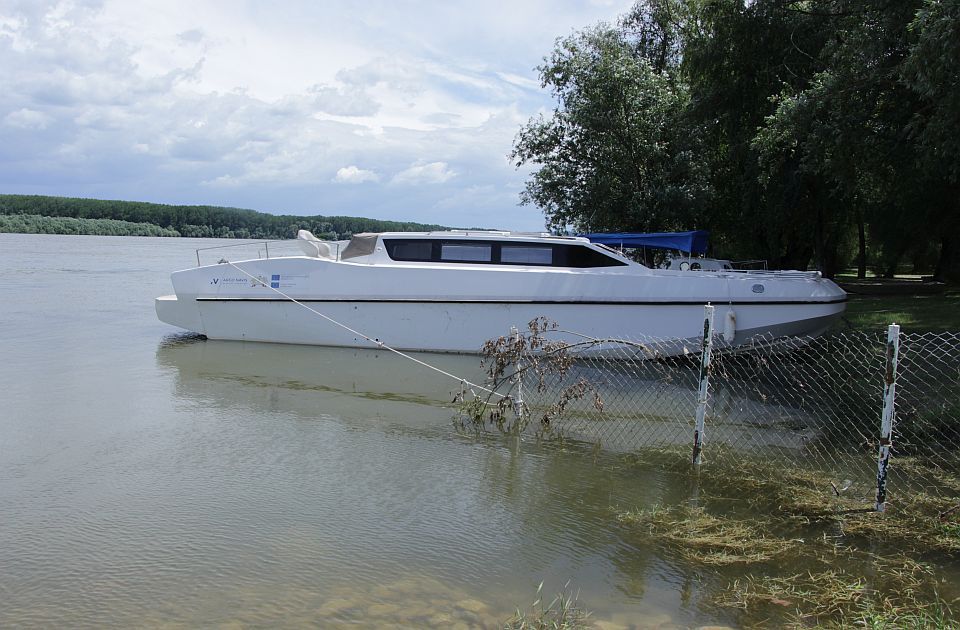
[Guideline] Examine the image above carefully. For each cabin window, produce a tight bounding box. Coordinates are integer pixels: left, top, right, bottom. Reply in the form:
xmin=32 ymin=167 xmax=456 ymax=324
xmin=383 ymin=238 xmax=627 ymax=268
xmin=388 ymin=240 xmax=433 ymax=261
xmin=501 ymin=245 xmax=553 ymax=265
xmin=555 ymin=245 xmax=627 ymax=268
xmin=441 ymin=243 xmax=492 ymax=262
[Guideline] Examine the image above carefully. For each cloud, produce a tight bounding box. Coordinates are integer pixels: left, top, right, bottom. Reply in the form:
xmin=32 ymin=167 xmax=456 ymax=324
xmin=0 ymin=0 xmax=630 ymax=231
xmin=4 ymin=108 xmax=52 ymax=129
xmin=392 ymin=161 xmax=456 ymax=185
xmin=333 ymin=165 xmax=379 ymax=184
xmin=203 ymin=174 xmax=242 ymax=188
xmin=308 ymin=83 xmax=380 ymax=117
xmin=177 ymin=28 xmax=204 ymax=44
xmin=496 ymin=72 xmax=541 ymax=91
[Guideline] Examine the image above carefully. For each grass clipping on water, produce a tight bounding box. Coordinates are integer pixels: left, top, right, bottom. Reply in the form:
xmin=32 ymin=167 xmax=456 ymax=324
xmin=614 ymin=451 xmax=960 ymax=626
xmin=617 ymin=505 xmax=794 ymax=566
xmin=718 ymin=556 xmax=956 ymax=629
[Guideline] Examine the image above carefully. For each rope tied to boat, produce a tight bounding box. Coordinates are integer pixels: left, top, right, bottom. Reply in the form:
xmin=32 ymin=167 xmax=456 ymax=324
xmin=223 ymin=260 xmax=505 ymax=399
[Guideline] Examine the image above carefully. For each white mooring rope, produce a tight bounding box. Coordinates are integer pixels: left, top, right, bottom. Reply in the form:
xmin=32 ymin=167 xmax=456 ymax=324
xmin=224 ymin=261 xmax=505 ymax=399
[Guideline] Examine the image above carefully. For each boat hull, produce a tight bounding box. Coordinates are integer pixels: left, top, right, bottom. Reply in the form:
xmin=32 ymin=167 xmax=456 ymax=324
xmin=156 ymin=294 xmax=845 ymax=355
xmin=157 ymin=248 xmax=847 ymax=355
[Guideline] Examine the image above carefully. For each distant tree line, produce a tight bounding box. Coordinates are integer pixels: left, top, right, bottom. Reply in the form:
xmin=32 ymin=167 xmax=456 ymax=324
xmin=513 ymin=0 xmax=960 ymax=280
xmin=0 ymin=195 xmax=452 ymax=241
xmin=0 ymin=213 xmax=180 ymax=237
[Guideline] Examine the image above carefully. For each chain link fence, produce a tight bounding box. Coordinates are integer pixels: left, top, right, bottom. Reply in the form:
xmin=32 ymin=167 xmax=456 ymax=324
xmin=508 ymin=317 xmax=959 ymax=509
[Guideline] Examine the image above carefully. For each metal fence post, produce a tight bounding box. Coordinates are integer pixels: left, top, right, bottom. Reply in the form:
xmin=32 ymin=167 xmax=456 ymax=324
xmin=875 ymin=323 xmax=901 ymax=512
xmin=693 ymin=304 xmax=715 ymax=466
xmin=512 ymin=326 xmax=525 ymax=418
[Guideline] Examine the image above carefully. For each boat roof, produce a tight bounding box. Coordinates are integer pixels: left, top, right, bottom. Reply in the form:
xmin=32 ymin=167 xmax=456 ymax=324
xmin=580 ymin=231 xmax=709 ymax=254
xmin=360 ymin=230 xmax=591 ymax=242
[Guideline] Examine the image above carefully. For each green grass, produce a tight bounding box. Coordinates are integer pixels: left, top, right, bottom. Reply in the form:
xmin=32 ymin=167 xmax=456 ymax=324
xmin=840 ymin=291 xmax=960 ymax=332
xmin=503 ymin=582 xmax=591 ymax=629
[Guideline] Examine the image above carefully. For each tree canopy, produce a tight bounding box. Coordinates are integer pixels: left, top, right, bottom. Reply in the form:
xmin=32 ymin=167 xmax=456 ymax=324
xmin=0 ymin=195 xmax=452 ymax=240
xmin=0 ymin=214 xmax=180 ymax=237
xmin=514 ymin=0 xmax=960 ymax=280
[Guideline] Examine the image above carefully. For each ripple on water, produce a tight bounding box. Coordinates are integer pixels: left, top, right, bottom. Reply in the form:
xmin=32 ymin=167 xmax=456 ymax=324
xmin=0 ymin=235 xmax=729 ymax=628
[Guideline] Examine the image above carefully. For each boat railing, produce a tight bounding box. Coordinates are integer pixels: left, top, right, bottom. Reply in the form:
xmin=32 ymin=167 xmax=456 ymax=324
xmin=722 ymin=268 xmax=822 ymax=279
xmin=194 ymin=239 xmax=342 ymax=266
xmin=731 ymin=259 xmax=768 ymax=270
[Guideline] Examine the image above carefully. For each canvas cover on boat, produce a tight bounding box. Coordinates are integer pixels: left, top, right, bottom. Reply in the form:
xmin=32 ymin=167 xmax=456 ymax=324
xmin=581 ymin=231 xmax=709 ymax=254
xmin=341 ymin=233 xmax=379 ymax=260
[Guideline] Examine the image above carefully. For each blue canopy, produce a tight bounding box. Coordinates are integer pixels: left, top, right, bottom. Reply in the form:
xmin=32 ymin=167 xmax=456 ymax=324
xmin=581 ymin=230 xmax=709 ymax=255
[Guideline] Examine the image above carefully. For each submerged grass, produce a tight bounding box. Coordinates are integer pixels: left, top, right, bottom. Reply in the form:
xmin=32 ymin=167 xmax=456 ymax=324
xmin=629 ymin=450 xmax=960 ymax=555
xmin=717 ymin=553 xmax=957 ymax=629
xmin=617 ymin=505 xmax=795 ymax=566
xmin=612 ymin=449 xmax=960 ymax=627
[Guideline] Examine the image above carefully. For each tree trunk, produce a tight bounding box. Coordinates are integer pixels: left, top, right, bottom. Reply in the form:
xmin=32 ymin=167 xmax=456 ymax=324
xmin=934 ymin=234 xmax=960 ymax=284
xmin=857 ymin=215 xmax=867 ymax=279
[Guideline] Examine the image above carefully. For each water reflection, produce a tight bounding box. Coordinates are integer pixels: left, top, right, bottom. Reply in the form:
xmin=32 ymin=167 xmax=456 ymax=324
xmin=152 ymin=335 xmax=726 ymax=626
xmin=155 ymin=335 xmax=488 ymax=425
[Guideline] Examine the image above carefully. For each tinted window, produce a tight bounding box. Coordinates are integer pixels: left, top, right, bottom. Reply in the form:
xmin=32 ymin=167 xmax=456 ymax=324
xmin=501 ymin=245 xmax=553 ymax=265
xmin=441 ymin=243 xmax=492 ymax=262
xmin=386 ymin=240 xmax=433 ymax=261
xmin=383 ymin=239 xmax=626 ymax=268
xmin=555 ymin=244 xmax=627 ymax=268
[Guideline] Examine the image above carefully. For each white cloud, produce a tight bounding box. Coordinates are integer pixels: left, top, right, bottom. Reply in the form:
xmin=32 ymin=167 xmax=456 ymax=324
xmin=0 ymin=0 xmax=631 ymax=231
xmin=496 ymin=72 xmax=541 ymax=91
xmin=4 ymin=108 xmax=52 ymax=129
xmin=176 ymin=28 xmax=204 ymax=44
xmin=203 ymin=174 xmax=242 ymax=188
xmin=392 ymin=161 xmax=456 ymax=185
xmin=334 ymin=165 xmax=379 ymax=184
xmin=309 ymin=83 xmax=380 ymax=117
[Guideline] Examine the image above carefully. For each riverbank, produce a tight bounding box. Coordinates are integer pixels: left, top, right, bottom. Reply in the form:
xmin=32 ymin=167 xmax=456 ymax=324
xmin=841 ymin=288 xmax=960 ymax=332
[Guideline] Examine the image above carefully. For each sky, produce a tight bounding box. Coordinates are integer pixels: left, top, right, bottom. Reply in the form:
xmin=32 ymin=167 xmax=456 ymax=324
xmin=0 ymin=0 xmax=632 ymax=231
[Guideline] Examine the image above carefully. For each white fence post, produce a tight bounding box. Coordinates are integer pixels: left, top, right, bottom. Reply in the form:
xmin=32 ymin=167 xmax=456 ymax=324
xmin=875 ymin=323 xmax=901 ymax=512
xmin=693 ymin=304 xmax=715 ymax=466
xmin=512 ymin=326 xmax=525 ymax=418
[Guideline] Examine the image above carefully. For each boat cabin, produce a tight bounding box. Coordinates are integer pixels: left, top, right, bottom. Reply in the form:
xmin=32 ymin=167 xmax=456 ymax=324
xmin=298 ymin=230 xmax=632 ymax=269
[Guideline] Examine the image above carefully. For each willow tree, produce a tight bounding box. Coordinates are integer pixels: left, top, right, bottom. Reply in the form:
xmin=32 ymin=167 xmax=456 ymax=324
xmin=511 ymin=6 xmax=711 ymax=234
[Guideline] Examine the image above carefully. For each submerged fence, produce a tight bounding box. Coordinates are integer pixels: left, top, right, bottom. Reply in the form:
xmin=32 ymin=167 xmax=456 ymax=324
xmin=506 ymin=310 xmax=960 ymax=511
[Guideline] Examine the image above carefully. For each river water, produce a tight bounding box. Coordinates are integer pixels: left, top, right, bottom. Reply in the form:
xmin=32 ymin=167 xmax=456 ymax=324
xmin=0 ymin=233 xmax=733 ymax=627
xmin=4 ymin=233 xmax=953 ymax=628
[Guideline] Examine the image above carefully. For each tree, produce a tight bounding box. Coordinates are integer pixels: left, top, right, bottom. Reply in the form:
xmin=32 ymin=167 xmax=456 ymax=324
xmin=512 ymin=14 xmax=711 ymax=234
xmin=750 ymin=0 xmax=959 ymax=279
xmin=902 ymin=0 xmax=960 ymax=281
xmin=0 ymin=195 xmax=453 ymax=240
xmin=681 ymin=0 xmax=833 ymax=270
xmin=514 ymin=0 xmax=956 ymax=280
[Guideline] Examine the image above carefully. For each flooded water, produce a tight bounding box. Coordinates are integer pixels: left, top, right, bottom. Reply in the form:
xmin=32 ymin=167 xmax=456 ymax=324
xmin=1 ymin=234 xmax=955 ymax=628
xmin=0 ymin=234 xmax=712 ymax=627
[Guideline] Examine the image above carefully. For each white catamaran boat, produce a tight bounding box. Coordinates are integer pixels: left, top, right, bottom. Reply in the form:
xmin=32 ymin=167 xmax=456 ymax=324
xmin=156 ymin=230 xmax=846 ymax=354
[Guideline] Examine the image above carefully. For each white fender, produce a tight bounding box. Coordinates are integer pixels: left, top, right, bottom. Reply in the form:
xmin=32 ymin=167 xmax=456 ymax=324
xmin=723 ymin=309 xmax=737 ymax=343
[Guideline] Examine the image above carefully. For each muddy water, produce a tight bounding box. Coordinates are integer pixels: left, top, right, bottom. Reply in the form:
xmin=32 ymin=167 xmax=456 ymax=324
xmin=1 ymin=234 xmax=955 ymax=628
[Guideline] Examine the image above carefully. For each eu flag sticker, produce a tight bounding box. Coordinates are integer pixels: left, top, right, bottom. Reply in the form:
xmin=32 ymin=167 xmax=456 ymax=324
xmin=271 ymin=274 xmax=280 ymax=281
xmin=270 ymin=282 xmax=280 ymax=288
